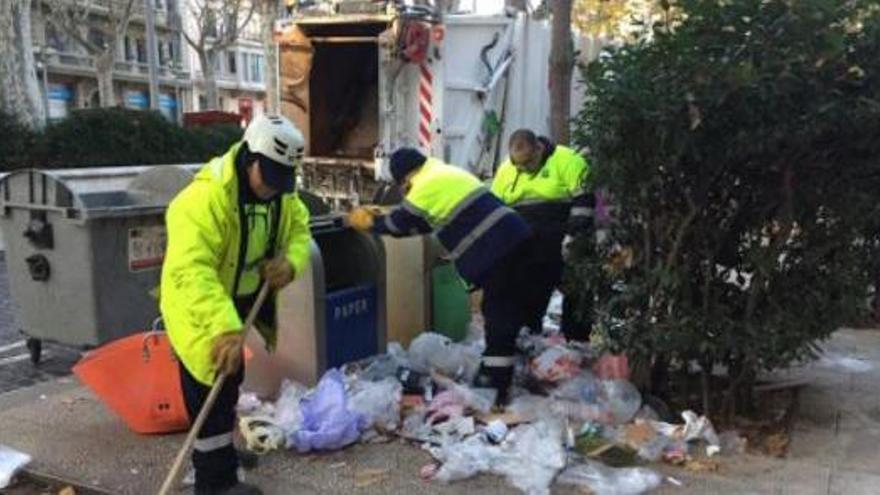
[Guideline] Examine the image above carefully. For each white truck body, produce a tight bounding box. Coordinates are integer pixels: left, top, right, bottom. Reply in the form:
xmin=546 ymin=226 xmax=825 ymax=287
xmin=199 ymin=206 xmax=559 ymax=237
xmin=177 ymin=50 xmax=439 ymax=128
xmin=276 ymin=4 xmax=579 ymax=208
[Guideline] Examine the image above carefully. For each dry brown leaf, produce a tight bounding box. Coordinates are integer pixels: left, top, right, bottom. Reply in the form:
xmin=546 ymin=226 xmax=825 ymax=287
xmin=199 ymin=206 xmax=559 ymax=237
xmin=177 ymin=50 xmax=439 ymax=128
xmin=623 ymin=422 xmax=657 ymax=448
xmin=764 ymin=432 xmax=790 ymax=457
xmin=684 ymin=459 xmax=720 ymax=473
xmin=354 ymin=468 xmax=389 ymax=488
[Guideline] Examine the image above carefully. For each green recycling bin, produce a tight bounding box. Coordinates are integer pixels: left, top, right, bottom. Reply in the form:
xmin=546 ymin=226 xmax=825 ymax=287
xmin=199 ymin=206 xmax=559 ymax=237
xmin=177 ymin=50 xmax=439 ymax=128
xmin=431 ymin=262 xmax=470 ymax=342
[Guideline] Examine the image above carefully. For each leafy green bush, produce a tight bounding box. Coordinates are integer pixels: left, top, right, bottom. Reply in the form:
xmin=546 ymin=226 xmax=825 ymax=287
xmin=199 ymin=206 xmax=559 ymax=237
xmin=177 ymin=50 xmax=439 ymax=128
xmin=569 ymin=0 xmax=880 ymax=414
xmin=0 ymin=108 xmax=242 ymax=171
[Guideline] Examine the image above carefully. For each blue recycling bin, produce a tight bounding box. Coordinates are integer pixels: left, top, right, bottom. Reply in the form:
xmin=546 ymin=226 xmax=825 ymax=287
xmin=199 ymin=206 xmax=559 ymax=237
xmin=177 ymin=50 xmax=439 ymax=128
xmin=243 ymin=214 xmax=387 ymax=393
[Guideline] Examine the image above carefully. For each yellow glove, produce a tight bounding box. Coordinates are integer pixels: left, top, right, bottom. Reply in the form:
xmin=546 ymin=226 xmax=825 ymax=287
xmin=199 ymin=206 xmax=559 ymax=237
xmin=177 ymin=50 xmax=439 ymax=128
xmin=347 ymin=207 xmax=376 ymax=231
xmin=211 ymin=332 xmax=244 ymax=376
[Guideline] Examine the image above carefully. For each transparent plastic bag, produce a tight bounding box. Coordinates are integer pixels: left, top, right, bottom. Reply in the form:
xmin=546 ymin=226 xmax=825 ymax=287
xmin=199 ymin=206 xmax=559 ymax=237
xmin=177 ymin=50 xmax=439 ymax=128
xmin=599 ymin=380 xmax=642 ymax=424
xmin=557 ymin=460 xmax=663 ymax=495
xmin=348 ymin=377 xmax=403 ymax=431
xmin=408 ymin=332 xmax=481 ymax=382
xmin=493 ymin=419 xmax=566 ymax=495
xmin=274 ymin=379 xmax=308 ymax=442
xmin=430 ymin=435 xmax=496 ymax=483
xmin=552 ymin=371 xmax=599 ymax=403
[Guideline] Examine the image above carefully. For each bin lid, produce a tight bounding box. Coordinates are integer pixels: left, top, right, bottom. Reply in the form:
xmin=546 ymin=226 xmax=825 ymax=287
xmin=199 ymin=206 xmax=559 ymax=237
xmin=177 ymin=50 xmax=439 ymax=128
xmin=0 ymin=166 xmax=197 ymax=220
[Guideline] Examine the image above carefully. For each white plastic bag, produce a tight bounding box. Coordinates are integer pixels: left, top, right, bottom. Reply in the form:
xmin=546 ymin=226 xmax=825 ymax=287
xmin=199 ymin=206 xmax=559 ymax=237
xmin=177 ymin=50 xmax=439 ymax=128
xmin=408 ymin=332 xmax=482 ymax=382
xmin=430 ymin=435 xmax=497 ymax=483
xmin=348 ymin=377 xmax=403 ymax=431
xmin=0 ymin=445 xmax=31 ymax=489
xmin=650 ymin=409 xmax=720 ymax=456
xmin=557 ymin=461 xmax=663 ymax=495
xmin=494 ymin=419 xmax=566 ymax=495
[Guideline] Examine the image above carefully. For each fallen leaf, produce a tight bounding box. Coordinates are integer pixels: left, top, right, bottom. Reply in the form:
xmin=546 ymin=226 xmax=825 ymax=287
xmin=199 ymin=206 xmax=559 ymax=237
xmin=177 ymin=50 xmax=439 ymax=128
xmin=623 ymin=421 xmax=657 ymax=448
xmin=764 ymin=432 xmax=790 ymax=457
xmin=684 ymin=459 xmax=720 ymax=473
xmin=354 ymin=468 xmax=389 ymax=488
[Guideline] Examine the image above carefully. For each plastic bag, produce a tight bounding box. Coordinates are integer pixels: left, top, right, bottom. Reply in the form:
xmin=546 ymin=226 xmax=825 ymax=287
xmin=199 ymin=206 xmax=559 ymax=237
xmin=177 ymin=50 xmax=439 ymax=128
xmin=348 ymin=377 xmax=403 ymax=431
xmin=408 ymin=332 xmax=482 ymax=382
xmin=0 ymin=445 xmax=31 ymax=489
xmin=274 ymin=379 xmax=308 ymax=443
xmin=650 ymin=409 xmax=720 ymax=456
xmin=552 ymin=371 xmax=599 ymax=403
xmin=493 ymin=419 xmax=566 ymax=495
xmin=292 ymin=369 xmax=366 ymax=453
xmin=430 ymin=372 xmax=494 ymax=414
xmin=508 ymin=394 xmax=607 ymax=423
xmin=360 ymin=343 xmax=410 ymax=381
xmin=430 ymin=435 xmax=497 ymax=483
xmin=557 ymin=461 xmax=663 ymax=495
xmin=529 ymin=346 xmax=582 ymax=383
xmin=599 ymin=380 xmax=642 ymax=424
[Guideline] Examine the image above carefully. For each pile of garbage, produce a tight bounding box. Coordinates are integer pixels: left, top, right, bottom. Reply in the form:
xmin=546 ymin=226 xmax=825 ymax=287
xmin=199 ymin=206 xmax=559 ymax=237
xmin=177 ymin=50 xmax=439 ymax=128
xmin=237 ymin=305 xmax=737 ymax=495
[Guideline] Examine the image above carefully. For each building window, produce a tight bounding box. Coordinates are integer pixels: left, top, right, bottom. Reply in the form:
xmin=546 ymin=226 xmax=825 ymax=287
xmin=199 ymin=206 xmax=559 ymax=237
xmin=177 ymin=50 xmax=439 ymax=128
xmin=243 ymin=53 xmax=264 ymax=83
xmin=227 ymin=51 xmax=237 ymax=74
xmin=136 ymin=38 xmax=147 ymax=63
xmin=88 ymin=28 xmax=106 ymax=50
xmin=124 ymin=36 xmax=134 ymax=61
xmin=46 ymin=23 xmax=67 ymax=51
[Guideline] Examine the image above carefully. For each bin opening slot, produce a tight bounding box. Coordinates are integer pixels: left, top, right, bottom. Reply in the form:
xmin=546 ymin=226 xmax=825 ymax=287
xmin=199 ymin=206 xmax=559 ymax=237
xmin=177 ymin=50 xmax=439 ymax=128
xmin=313 ymin=229 xmax=380 ymax=292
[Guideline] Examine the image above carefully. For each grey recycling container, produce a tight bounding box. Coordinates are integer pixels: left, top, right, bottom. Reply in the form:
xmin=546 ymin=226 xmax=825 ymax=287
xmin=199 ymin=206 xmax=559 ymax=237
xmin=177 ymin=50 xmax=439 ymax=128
xmin=243 ymin=214 xmax=387 ymax=395
xmin=0 ymin=166 xmax=194 ymax=363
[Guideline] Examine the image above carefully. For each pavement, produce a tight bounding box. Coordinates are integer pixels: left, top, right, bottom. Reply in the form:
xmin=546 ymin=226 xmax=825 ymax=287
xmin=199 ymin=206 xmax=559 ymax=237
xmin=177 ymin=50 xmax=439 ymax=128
xmin=1 ymin=329 xmax=880 ymax=494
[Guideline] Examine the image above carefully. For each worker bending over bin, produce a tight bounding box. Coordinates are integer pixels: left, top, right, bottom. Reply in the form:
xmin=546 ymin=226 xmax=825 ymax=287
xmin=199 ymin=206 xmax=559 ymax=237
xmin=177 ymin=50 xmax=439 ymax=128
xmin=161 ymin=115 xmax=312 ymax=495
xmin=491 ymin=129 xmax=594 ymax=342
xmin=348 ymin=148 xmax=532 ymax=407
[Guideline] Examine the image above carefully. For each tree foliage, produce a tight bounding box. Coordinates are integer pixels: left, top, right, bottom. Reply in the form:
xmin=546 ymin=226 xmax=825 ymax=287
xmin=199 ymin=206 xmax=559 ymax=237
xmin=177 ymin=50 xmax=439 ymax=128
xmin=568 ymin=0 xmax=880 ymax=413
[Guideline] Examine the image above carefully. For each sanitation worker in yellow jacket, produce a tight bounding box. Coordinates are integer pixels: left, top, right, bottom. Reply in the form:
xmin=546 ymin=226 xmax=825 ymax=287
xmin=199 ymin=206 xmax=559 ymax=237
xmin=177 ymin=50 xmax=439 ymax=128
xmin=160 ymin=115 xmax=311 ymax=495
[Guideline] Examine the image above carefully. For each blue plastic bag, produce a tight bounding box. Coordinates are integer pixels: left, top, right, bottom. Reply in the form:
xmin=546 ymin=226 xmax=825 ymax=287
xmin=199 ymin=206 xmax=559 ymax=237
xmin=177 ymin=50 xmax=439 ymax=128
xmin=292 ymin=369 xmax=367 ymax=453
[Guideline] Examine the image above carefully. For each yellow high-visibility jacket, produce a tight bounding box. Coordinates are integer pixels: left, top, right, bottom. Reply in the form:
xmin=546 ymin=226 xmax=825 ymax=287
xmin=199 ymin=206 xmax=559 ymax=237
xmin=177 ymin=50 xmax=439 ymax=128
xmin=160 ymin=142 xmax=311 ymax=385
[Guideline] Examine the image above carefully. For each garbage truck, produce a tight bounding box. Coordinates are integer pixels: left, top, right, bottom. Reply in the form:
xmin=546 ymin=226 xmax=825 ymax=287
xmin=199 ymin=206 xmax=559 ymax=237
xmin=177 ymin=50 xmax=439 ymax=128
xmin=275 ymin=1 xmax=575 ymax=208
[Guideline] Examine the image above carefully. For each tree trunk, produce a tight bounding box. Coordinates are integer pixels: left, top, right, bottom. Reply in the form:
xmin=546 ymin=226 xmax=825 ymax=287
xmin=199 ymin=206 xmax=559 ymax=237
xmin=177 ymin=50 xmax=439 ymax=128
xmin=260 ymin=0 xmax=279 ymax=114
xmin=94 ymin=51 xmax=117 ymax=107
xmin=200 ymin=50 xmax=220 ymax=110
xmin=0 ymin=0 xmax=46 ymax=129
xmin=549 ymin=0 xmax=574 ymax=144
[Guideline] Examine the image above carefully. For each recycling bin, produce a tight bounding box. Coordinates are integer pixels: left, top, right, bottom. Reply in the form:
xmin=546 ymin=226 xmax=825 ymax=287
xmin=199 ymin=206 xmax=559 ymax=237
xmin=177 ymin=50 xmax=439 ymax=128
xmin=0 ymin=166 xmax=194 ymax=363
xmin=244 ymin=214 xmax=387 ymax=394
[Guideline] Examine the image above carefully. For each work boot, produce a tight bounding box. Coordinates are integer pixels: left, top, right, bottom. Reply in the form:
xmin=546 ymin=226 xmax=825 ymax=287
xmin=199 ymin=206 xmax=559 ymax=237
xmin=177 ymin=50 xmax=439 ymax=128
xmin=474 ymin=364 xmax=514 ymax=408
xmin=195 ymin=481 xmax=263 ymax=495
xmin=236 ymin=448 xmax=259 ymax=470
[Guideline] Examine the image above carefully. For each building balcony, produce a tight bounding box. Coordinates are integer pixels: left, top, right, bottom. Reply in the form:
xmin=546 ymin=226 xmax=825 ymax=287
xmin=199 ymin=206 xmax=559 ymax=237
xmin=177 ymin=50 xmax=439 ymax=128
xmin=35 ymin=46 xmax=192 ymax=85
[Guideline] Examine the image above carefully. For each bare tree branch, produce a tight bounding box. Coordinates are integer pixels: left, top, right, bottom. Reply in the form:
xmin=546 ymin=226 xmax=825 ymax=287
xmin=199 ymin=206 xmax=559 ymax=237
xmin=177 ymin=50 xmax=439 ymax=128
xmin=115 ymin=0 xmax=138 ymax=40
xmin=46 ymin=0 xmax=101 ymax=54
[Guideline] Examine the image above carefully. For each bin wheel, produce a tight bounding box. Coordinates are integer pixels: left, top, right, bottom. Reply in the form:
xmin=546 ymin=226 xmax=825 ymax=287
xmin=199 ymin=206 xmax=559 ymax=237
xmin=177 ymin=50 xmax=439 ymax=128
xmin=26 ymin=338 xmax=42 ymax=365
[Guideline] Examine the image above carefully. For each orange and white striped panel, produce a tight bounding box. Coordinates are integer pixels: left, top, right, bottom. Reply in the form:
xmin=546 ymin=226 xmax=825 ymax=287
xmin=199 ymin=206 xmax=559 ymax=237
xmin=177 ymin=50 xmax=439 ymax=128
xmin=418 ymin=62 xmax=433 ymax=153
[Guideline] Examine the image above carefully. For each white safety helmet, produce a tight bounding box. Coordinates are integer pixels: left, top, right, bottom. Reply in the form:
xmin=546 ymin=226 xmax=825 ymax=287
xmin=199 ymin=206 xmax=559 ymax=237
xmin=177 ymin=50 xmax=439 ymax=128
xmin=242 ymin=115 xmax=305 ymax=193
